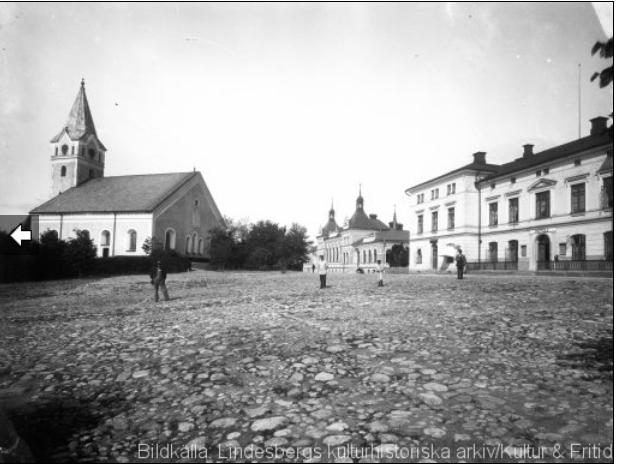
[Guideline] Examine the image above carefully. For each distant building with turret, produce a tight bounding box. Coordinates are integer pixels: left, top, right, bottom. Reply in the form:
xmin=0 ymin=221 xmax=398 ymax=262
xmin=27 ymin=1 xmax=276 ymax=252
xmin=315 ymin=188 xmax=409 ymax=272
xmin=30 ymin=80 xmax=225 ymax=257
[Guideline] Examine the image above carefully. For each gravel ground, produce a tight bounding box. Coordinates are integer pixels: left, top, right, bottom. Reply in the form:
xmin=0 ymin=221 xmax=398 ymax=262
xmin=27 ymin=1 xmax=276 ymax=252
xmin=0 ymin=271 xmax=613 ymax=462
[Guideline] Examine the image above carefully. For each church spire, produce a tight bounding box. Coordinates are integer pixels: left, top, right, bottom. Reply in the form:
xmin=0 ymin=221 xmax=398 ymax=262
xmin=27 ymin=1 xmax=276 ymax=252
xmin=63 ymin=78 xmax=98 ymax=140
xmin=329 ymin=198 xmax=335 ymax=220
xmin=356 ymin=184 xmax=364 ymax=210
xmin=393 ymin=204 xmax=397 ymax=225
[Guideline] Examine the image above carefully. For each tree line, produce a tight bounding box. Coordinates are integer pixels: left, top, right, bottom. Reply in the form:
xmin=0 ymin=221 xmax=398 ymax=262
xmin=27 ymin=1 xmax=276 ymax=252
xmin=207 ymin=218 xmax=311 ymax=271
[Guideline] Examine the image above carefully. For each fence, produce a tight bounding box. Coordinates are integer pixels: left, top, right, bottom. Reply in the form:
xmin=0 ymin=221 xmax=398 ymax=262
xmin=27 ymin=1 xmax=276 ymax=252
xmin=465 ymin=261 xmax=518 ymax=271
xmin=537 ymin=260 xmax=613 ymax=271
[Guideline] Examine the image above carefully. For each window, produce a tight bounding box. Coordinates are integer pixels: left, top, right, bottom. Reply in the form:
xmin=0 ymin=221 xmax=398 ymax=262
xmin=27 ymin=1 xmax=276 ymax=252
xmin=508 ymin=198 xmax=519 ymax=223
xmin=435 ymin=188 xmax=439 ymax=198
xmin=192 ymin=233 xmax=198 ymax=254
xmin=570 ymin=183 xmax=585 ymax=213
xmin=185 ymin=236 xmax=191 ymax=254
xmin=543 ymin=168 xmax=549 ymax=175
xmin=165 ymin=229 xmax=176 ymax=250
xmin=88 ymin=148 xmax=95 ymax=159
xmin=192 ymin=200 xmax=200 ymax=226
xmin=61 ymin=144 xmax=68 ymax=155
xmin=71 ymin=145 xmax=75 ymax=155
xmin=488 ymin=242 xmax=498 ymax=263
xmin=536 ymin=170 xmax=541 ymax=177
xmin=55 ymin=147 xmax=58 ymax=156
xmin=447 ymin=207 xmax=455 ymax=229
xmin=535 ymin=191 xmax=550 ymax=219
xmin=574 ymin=158 xmax=581 ymax=166
xmin=489 ymin=202 xmax=498 ymax=226
xmin=101 ymin=230 xmax=110 ymax=246
xmin=61 ymin=166 xmax=67 ymax=177
xmin=602 ymin=176 xmax=613 ymax=209
xmin=508 ymin=240 xmax=518 ymax=262
xmin=98 ymin=152 xmax=102 ymax=162
xmin=431 ymin=211 xmax=438 ymax=232
xmin=416 ymin=249 xmax=422 ymax=264
xmin=374 ymin=250 xmax=377 ymax=262
xmin=570 ymin=234 xmax=586 ymax=261
xmin=363 ymin=251 xmax=367 ymax=264
xmin=127 ymin=230 xmax=137 ymax=252
xmin=451 ymin=183 xmax=456 ymax=194
xmin=430 ymin=188 xmax=439 ymax=200
xmin=520 ymin=245 xmax=527 ymax=257
xmin=510 ymin=176 xmax=516 ymax=184
xmin=417 ymin=214 xmax=423 ymax=234
xmin=559 ymin=243 xmax=567 ymax=257
xmin=604 ymin=231 xmax=613 ymax=260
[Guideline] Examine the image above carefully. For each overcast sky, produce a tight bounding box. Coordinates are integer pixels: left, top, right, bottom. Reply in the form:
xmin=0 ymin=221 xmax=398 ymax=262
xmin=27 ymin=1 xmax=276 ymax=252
xmin=0 ymin=2 xmax=612 ymax=237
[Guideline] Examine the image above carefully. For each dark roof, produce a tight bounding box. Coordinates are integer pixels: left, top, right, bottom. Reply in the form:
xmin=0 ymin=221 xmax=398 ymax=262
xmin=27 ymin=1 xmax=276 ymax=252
xmin=321 ymin=218 xmax=340 ymax=237
xmin=31 ymin=172 xmax=196 ymax=214
xmin=348 ymin=209 xmax=389 ymax=231
xmin=351 ymin=229 xmax=410 ymax=246
xmin=405 ymin=161 xmax=500 ymax=194
xmin=51 ymin=80 xmax=107 ymax=150
xmin=480 ymin=131 xmax=612 ymax=182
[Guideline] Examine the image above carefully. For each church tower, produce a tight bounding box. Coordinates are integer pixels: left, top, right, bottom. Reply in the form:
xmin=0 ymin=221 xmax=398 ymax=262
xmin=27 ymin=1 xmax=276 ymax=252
xmin=49 ymin=79 xmax=107 ymax=196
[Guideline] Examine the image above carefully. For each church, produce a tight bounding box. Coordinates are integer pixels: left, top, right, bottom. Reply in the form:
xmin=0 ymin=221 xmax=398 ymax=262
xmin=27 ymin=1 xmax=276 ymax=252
xmin=30 ymin=80 xmax=225 ymax=257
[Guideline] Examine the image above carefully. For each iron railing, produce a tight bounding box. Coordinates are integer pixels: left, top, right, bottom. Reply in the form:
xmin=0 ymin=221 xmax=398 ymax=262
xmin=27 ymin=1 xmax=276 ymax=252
xmin=538 ymin=260 xmax=613 ymax=271
xmin=465 ymin=261 xmax=518 ymax=271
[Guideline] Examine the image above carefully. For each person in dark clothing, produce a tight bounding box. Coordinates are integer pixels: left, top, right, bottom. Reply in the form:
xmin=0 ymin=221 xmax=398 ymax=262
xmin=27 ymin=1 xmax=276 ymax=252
xmin=455 ymin=248 xmax=466 ymax=280
xmin=150 ymin=260 xmax=170 ymax=302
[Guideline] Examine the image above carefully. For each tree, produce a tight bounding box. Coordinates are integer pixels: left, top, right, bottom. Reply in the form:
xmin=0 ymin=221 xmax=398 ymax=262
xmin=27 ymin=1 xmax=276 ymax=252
xmin=246 ymin=221 xmax=285 ymax=268
xmin=590 ymin=37 xmax=613 ymax=88
xmin=207 ymin=226 xmax=235 ymax=270
xmin=63 ymin=229 xmax=96 ymax=277
xmin=279 ymin=223 xmax=311 ymax=271
xmin=386 ymin=244 xmax=409 ymax=267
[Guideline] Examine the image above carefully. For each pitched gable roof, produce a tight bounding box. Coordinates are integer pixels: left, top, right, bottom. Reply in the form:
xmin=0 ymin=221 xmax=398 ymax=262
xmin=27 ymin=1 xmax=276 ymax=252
xmin=405 ymin=160 xmax=500 ymax=194
xmin=480 ymin=131 xmax=612 ymax=182
xmin=31 ymin=172 xmax=196 ymax=214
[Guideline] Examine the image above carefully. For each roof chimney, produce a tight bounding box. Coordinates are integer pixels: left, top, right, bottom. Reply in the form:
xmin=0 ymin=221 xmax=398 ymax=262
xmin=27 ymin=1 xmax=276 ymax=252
xmin=523 ymin=144 xmax=534 ymax=158
xmin=473 ymin=152 xmax=487 ymax=164
xmin=590 ymin=116 xmax=608 ymax=136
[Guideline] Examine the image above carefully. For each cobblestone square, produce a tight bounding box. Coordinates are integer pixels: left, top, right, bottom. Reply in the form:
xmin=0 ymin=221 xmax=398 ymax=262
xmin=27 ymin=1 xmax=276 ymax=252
xmin=0 ymin=272 xmax=613 ymax=462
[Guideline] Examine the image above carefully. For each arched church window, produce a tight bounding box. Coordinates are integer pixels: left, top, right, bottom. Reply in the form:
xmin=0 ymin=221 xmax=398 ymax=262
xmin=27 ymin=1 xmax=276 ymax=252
xmin=98 ymin=152 xmax=102 ymax=162
xmin=61 ymin=166 xmax=67 ymax=177
xmin=71 ymin=145 xmax=75 ymax=155
xmin=127 ymin=230 xmax=137 ymax=252
xmin=88 ymin=148 xmax=95 ymax=159
xmin=198 ymin=238 xmax=204 ymax=255
xmin=101 ymin=230 xmax=110 ymax=246
xmin=192 ymin=232 xmax=198 ymax=254
xmin=185 ymin=236 xmax=191 ymax=254
xmin=165 ymin=228 xmax=176 ymax=250
xmin=55 ymin=147 xmax=58 ymax=156
xmin=61 ymin=144 xmax=69 ymax=155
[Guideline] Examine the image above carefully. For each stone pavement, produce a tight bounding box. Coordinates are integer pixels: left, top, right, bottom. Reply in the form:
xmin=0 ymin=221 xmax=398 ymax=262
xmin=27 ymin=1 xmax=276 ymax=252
xmin=0 ymin=271 xmax=613 ymax=462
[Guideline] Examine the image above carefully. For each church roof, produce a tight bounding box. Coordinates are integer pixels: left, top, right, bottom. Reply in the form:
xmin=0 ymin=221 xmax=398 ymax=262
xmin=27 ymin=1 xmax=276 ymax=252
xmin=50 ymin=80 xmax=107 ymax=150
xmin=31 ymin=172 xmax=196 ymax=214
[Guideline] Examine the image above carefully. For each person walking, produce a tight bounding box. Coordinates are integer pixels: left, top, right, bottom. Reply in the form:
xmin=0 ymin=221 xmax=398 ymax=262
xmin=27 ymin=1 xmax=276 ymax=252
xmin=317 ymin=255 xmax=328 ymax=289
xmin=455 ymin=248 xmax=466 ymax=280
xmin=150 ymin=260 xmax=170 ymax=302
xmin=374 ymin=259 xmax=386 ymax=287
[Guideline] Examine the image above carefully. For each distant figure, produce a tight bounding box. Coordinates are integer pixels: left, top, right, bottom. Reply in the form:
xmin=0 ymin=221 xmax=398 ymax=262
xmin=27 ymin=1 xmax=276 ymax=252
xmin=312 ymin=263 xmax=315 ymax=274
xmin=317 ymin=255 xmax=328 ymax=289
xmin=375 ymin=260 xmax=386 ymax=287
xmin=455 ymin=248 xmax=466 ymax=280
xmin=150 ymin=260 xmax=170 ymax=302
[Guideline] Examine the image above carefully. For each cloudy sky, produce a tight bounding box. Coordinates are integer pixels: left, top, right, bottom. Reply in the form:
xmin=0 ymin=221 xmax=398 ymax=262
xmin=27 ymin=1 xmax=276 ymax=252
xmin=0 ymin=2 xmax=612 ymax=236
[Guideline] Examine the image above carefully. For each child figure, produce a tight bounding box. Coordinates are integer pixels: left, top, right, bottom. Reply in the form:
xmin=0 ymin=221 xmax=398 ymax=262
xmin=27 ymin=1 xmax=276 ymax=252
xmin=375 ymin=259 xmax=386 ymax=287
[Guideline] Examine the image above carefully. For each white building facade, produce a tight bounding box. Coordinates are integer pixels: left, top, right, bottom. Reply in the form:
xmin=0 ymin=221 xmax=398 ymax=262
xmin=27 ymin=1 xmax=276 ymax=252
xmin=405 ymin=117 xmax=613 ymax=272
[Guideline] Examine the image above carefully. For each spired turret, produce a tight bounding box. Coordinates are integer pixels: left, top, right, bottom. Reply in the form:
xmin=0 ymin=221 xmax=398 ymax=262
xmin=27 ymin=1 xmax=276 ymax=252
xmin=49 ymin=79 xmax=107 ymax=196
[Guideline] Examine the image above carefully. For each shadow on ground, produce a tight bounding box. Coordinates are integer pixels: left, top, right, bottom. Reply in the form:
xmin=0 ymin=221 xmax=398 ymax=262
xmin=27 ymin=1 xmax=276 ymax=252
xmin=556 ymin=334 xmax=613 ymax=379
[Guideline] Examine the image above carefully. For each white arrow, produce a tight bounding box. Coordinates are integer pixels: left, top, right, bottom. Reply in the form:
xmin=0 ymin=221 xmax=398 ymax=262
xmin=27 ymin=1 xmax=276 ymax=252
xmin=10 ymin=224 xmax=32 ymax=246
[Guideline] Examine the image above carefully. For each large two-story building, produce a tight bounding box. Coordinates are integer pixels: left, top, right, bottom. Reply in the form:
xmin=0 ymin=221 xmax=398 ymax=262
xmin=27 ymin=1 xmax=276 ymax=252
xmin=405 ymin=117 xmax=613 ymax=272
xmin=315 ymin=190 xmax=409 ymax=272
